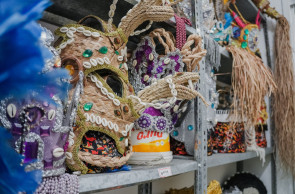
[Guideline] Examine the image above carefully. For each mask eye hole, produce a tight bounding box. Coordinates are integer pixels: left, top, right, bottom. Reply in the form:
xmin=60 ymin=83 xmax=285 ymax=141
xmin=96 ymin=70 xmax=123 ymax=98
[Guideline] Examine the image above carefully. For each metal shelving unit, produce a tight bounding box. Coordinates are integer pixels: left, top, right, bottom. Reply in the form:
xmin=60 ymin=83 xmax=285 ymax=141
xmin=79 ymin=159 xmax=198 ymax=193
xmin=40 ymin=0 xmax=276 ymax=193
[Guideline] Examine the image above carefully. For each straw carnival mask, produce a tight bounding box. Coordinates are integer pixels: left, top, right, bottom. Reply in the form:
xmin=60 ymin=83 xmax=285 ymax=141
xmin=55 ymin=0 xmax=179 ymax=174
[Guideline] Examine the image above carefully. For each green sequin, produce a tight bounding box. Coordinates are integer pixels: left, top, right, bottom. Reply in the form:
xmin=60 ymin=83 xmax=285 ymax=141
xmin=83 ymin=49 xmax=93 ymax=58
xmin=241 ymin=41 xmax=248 ymax=48
xmin=120 ymin=137 xmax=124 ymax=141
xmin=243 ymin=35 xmax=247 ymax=40
xmin=98 ymin=46 xmax=108 ymax=54
xmin=83 ymin=102 xmax=93 ymax=111
xmin=119 ymin=63 xmax=123 ymax=68
xmin=244 ymin=29 xmax=249 ymax=35
xmin=115 ymin=50 xmax=119 ymax=55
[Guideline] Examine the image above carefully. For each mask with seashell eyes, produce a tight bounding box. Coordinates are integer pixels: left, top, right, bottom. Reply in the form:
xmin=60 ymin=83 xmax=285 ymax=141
xmin=55 ymin=0 xmax=205 ymax=174
xmin=0 ymin=95 xmax=71 ymax=177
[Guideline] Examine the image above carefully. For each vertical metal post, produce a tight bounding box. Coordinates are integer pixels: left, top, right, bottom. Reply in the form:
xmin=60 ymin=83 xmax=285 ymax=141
xmin=194 ymin=0 xmax=209 ymax=194
xmin=138 ymin=182 xmax=152 ymax=194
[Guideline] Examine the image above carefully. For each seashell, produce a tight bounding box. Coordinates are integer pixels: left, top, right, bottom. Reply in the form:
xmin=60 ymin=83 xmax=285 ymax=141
xmin=83 ymin=62 xmax=91 ymax=69
xmin=143 ymin=75 xmax=150 ymax=82
xmin=7 ymin=104 xmax=17 ymax=118
xmin=83 ymin=30 xmax=91 ymax=36
xmin=48 ymin=109 xmax=56 ymax=120
xmin=132 ymin=60 xmax=137 ymax=67
xmin=90 ymin=58 xmax=97 ymax=66
xmin=92 ymin=32 xmax=100 ymax=38
xmin=117 ymin=56 xmax=124 ymax=61
xmin=96 ymin=57 xmax=104 ymax=65
xmin=65 ymin=152 xmax=73 ymax=159
xmin=102 ymin=118 xmax=108 ymax=127
xmin=53 ymin=147 xmax=64 ymax=158
xmin=60 ymin=27 xmax=68 ymax=33
xmin=164 ymin=58 xmax=171 ymax=64
xmin=69 ymin=27 xmax=77 ymax=33
xmin=77 ymin=27 xmax=85 ymax=32
xmin=149 ymin=53 xmax=154 ymax=61
xmin=123 ymin=63 xmax=128 ymax=71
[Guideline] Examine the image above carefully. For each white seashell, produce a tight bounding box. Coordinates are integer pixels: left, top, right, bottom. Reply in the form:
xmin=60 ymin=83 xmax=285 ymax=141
xmin=164 ymin=58 xmax=171 ymax=64
xmin=69 ymin=131 xmax=75 ymax=139
xmin=59 ymin=42 xmax=67 ymax=49
xmin=143 ymin=75 xmax=149 ymax=82
xmin=92 ymin=32 xmax=100 ymax=38
xmin=125 ymin=139 xmax=128 ymax=147
xmin=90 ymin=114 xmax=96 ymax=123
xmin=107 ymin=92 xmax=115 ymax=99
xmin=83 ymin=62 xmax=91 ymax=69
xmin=171 ymin=89 xmax=177 ymax=96
xmin=95 ymin=116 xmax=101 ymax=125
xmin=7 ymin=104 xmax=17 ymax=118
xmin=65 ymin=152 xmax=73 ymax=159
xmin=108 ymin=121 xmax=114 ymax=129
xmin=132 ymin=60 xmax=137 ymax=67
xmin=68 ymin=139 xmax=74 ymax=147
xmin=90 ymin=74 xmax=97 ymax=82
xmin=83 ymin=30 xmax=91 ymax=36
xmin=90 ymin=58 xmax=98 ymax=66
xmin=104 ymin=57 xmax=111 ymax=64
xmin=142 ymin=62 xmax=147 ymax=67
xmin=77 ymin=27 xmax=85 ymax=32
xmin=67 ymin=38 xmax=74 ymax=44
xmin=96 ymin=80 xmax=103 ymax=88
xmin=122 ymin=130 xmax=127 ymax=136
xmin=69 ymin=27 xmax=77 ymax=33
xmin=113 ymin=99 xmax=120 ymax=106
xmin=114 ymin=124 xmax=119 ymax=132
xmin=53 ymin=147 xmax=64 ymax=158
xmin=149 ymin=53 xmax=154 ymax=61
xmin=154 ymin=103 xmax=162 ymax=109
xmin=56 ymin=48 xmax=61 ymax=54
xmin=102 ymin=118 xmax=108 ymax=127
xmin=169 ymin=97 xmax=177 ymax=105
xmin=181 ymin=105 xmax=187 ymax=112
xmin=60 ymin=27 xmax=68 ymax=33
xmin=123 ymin=63 xmax=128 ymax=71
xmin=96 ymin=57 xmax=104 ymax=65
xmin=66 ymin=31 xmax=74 ymax=38
xmin=173 ymin=105 xmax=179 ymax=112
xmin=101 ymin=87 xmax=108 ymax=95
xmin=166 ymin=78 xmax=173 ymax=84
xmin=84 ymin=113 xmax=90 ymax=122
xmin=117 ymin=56 xmax=123 ymax=61
xmin=48 ymin=109 xmax=56 ymax=120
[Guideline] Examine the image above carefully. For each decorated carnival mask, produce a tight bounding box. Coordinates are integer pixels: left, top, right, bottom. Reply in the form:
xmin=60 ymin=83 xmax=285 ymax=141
xmin=55 ymin=1 xmax=177 ymax=174
xmin=127 ymin=28 xmax=208 ymax=163
xmin=0 ymin=95 xmax=70 ymax=177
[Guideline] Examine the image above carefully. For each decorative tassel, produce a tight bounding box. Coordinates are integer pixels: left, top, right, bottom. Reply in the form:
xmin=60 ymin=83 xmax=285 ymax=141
xmin=227 ymin=45 xmax=276 ymax=128
xmin=174 ymin=14 xmax=192 ymax=50
xmin=273 ymin=16 xmax=295 ymax=175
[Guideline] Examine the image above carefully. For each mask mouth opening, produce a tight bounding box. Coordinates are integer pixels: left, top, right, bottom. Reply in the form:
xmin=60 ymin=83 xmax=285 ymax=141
xmin=79 ymin=130 xmax=123 ymax=173
xmin=21 ymin=106 xmax=45 ymax=126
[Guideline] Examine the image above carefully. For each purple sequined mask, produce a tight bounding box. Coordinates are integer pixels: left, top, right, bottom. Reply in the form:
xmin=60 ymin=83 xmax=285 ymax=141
xmin=129 ymin=36 xmax=186 ymax=132
xmin=0 ymin=96 xmax=71 ymax=177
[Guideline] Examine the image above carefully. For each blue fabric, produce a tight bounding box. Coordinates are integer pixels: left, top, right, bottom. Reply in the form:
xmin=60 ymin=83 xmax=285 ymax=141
xmin=0 ymin=0 xmax=69 ymax=99
xmin=0 ymin=128 xmax=42 ymax=194
xmin=0 ymin=0 xmax=69 ymax=193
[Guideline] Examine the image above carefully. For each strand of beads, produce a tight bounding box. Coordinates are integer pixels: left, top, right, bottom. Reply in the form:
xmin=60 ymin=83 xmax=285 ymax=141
xmin=128 ymin=75 xmax=178 ymax=111
xmin=107 ymin=0 xmax=118 ymax=32
xmin=35 ymin=173 xmax=79 ymax=194
xmin=130 ymin=21 xmax=153 ymax=36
